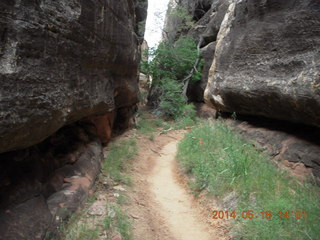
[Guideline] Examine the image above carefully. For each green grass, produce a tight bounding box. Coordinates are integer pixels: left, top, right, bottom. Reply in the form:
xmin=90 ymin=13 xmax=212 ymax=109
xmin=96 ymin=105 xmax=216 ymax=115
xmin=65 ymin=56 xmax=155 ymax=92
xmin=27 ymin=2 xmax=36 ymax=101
xmin=134 ymin=110 xmax=199 ymax=136
xmin=61 ymin=138 xmax=137 ymax=240
xmin=172 ymin=116 xmax=198 ymax=130
xmin=117 ymin=192 xmax=129 ymax=205
xmin=62 ymin=204 xmax=132 ymax=240
xmin=64 ymin=221 xmax=100 ymax=240
xmin=103 ymin=139 xmax=138 ymax=185
xmin=134 ymin=112 xmax=168 ymax=140
xmin=60 ymin=208 xmax=101 ymax=240
xmin=104 ymin=204 xmax=132 ymax=240
xmin=102 ymin=139 xmax=136 ymax=239
xmin=135 ymin=115 xmax=165 ymax=134
xmin=177 ymin=121 xmax=320 ymax=240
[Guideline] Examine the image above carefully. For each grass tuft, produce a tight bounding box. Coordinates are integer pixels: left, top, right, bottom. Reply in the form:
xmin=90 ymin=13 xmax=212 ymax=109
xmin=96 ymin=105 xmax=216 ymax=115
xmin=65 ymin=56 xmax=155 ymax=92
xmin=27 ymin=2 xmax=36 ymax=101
xmin=135 ymin=113 xmax=165 ymax=131
xmin=64 ymin=225 xmax=99 ymax=240
xmin=104 ymin=204 xmax=132 ymax=240
xmin=103 ymin=139 xmax=138 ymax=185
xmin=61 ymin=138 xmax=137 ymax=240
xmin=177 ymin=120 xmax=320 ymax=240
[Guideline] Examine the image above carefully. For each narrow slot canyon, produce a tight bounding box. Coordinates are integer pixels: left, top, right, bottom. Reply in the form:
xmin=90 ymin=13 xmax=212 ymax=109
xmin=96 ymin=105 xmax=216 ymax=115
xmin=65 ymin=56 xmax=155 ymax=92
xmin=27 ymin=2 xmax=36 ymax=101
xmin=0 ymin=0 xmax=319 ymax=239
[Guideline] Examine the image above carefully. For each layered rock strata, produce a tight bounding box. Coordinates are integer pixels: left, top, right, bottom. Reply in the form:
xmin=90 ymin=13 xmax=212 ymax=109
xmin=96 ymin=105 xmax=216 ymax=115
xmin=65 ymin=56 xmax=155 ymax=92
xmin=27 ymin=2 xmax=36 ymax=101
xmin=0 ymin=0 xmax=147 ymax=238
xmin=204 ymin=0 xmax=320 ymax=127
xmin=0 ymin=0 xmax=146 ymax=153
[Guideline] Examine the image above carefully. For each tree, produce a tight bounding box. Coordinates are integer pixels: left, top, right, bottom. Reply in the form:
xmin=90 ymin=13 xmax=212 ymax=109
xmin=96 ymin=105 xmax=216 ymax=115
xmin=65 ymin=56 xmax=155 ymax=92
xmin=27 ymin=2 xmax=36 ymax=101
xmin=142 ymin=38 xmax=203 ymax=119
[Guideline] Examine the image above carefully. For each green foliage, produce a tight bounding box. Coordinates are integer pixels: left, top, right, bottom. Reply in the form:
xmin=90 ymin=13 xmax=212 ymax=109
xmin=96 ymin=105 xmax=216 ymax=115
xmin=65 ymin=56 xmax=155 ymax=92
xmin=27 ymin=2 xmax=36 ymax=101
xmin=177 ymin=121 xmax=320 ymax=240
xmin=170 ymin=104 xmax=198 ymax=129
xmin=62 ymin=204 xmax=132 ymax=240
xmin=143 ymin=38 xmax=202 ymax=119
xmin=158 ymin=78 xmax=200 ymax=120
xmin=104 ymin=205 xmax=132 ymax=240
xmin=172 ymin=116 xmax=198 ymax=130
xmin=61 ymin=138 xmax=137 ymax=240
xmin=137 ymin=20 xmax=146 ymax=37
xmin=191 ymin=59 xmax=204 ymax=83
xmin=138 ymin=89 xmax=148 ymax=102
xmin=134 ymin=111 xmax=165 ymax=137
xmin=63 ymin=223 xmax=100 ymax=240
xmin=171 ymin=6 xmax=194 ymax=24
xmin=135 ymin=118 xmax=156 ymax=134
xmin=159 ymin=78 xmax=187 ymax=119
xmin=167 ymin=5 xmax=195 ymax=35
xmin=140 ymin=49 xmax=150 ymax=75
xmin=144 ymin=38 xmax=199 ymax=81
xmin=103 ymin=139 xmax=138 ymax=185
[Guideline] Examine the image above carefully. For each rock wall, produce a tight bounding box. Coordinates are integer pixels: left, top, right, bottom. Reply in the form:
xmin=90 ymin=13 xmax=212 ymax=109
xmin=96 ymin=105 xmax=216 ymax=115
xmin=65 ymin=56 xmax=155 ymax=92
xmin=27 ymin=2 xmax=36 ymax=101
xmin=227 ymin=116 xmax=320 ymax=179
xmin=0 ymin=0 xmax=147 ymax=239
xmin=164 ymin=0 xmax=320 ymax=127
xmin=165 ymin=0 xmax=320 ymax=177
xmin=196 ymin=103 xmax=320 ymax=178
xmin=163 ymin=0 xmax=229 ymax=102
xmin=0 ymin=0 xmax=146 ymax=153
xmin=0 ymin=123 xmax=103 ymax=239
xmin=204 ymin=0 xmax=320 ymax=127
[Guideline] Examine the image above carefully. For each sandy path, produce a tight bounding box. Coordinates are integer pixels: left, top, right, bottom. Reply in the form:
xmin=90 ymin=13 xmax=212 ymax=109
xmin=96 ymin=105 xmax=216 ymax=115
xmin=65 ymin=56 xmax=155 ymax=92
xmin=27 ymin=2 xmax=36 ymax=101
xmin=125 ymin=131 xmax=228 ymax=240
xmin=149 ymin=141 xmax=214 ymax=240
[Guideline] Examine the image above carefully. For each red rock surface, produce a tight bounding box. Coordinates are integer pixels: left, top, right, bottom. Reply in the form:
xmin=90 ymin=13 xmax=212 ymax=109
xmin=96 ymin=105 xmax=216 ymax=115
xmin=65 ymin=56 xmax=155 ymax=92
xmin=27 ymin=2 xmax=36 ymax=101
xmin=88 ymin=111 xmax=116 ymax=145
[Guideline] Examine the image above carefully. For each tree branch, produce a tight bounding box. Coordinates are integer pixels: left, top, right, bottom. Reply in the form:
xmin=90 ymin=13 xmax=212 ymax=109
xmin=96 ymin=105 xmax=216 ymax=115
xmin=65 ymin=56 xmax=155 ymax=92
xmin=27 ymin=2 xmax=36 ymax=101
xmin=182 ymin=37 xmax=203 ymax=97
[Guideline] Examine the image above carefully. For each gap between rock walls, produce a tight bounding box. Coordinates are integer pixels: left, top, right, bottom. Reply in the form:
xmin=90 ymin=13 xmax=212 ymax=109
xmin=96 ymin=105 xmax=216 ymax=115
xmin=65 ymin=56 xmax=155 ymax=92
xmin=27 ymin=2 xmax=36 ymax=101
xmin=0 ymin=0 xmax=320 ymax=239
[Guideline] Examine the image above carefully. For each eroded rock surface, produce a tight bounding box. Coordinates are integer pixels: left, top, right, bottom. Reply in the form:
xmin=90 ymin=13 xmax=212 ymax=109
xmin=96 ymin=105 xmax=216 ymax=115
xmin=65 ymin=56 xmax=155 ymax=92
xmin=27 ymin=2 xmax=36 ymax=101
xmin=0 ymin=0 xmax=147 ymax=238
xmin=0 ymin=123 xmax=103 ymax=239
xmin=162 ymin=0 xmax=229 ymax=102
xmin=227 ymin=116 xmax=320 ymax=179
xmin=196 ymin=103 xmax=320 ymax=179
xmin=0 ymin=0 xmax=145 ymax=153
xmin=204 ymin=0 xmax=320 ymax=127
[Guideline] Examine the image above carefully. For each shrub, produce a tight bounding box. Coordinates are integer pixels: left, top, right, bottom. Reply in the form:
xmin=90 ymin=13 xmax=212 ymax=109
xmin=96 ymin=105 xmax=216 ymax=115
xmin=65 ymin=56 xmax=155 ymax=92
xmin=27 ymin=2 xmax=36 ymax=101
xmin=145 ymin=38 xmax=200 ymax=81
xmin=158 ymin=78 xmax=187 ymax=119
xmin=142 ymin=38 xmax=202 ymax=119
xmin=103 ymin=139 xmax=138 ymax=185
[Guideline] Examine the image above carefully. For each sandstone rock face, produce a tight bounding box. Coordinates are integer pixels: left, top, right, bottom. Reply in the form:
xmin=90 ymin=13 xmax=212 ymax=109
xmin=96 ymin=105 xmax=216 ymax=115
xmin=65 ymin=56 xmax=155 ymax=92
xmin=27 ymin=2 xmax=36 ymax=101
xmin=187 ymin=41 xmax=216 ymax=102
xmin=0 ymin=196 xmax=52 ymax=240
xmin=0 ymin=0 xmax=145 ymax=153
xmin=87 ymin=112 xmax=116 ymax=145
xmin=140 ymin=39 xmax=149 ymax=62
xmin=0 ymin=123 xmax=104 ymax=239
xmin=205 ymin=0 xmax=320 ymax=127
xmin=164 ymin=0 xmax=214 ymax=42
xmin=0 ymin=1 xmax=146 ymax=238
xmin=162 ymin=0 xmax=229 ymax=102
xmin=227 ymin=116 xmax=320 ymax=179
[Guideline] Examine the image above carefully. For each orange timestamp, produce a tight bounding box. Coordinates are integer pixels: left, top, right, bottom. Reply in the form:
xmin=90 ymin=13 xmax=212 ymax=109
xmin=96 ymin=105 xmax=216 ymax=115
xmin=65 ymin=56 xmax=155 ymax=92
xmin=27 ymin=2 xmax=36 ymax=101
xmin=212 ymin=210 xmax=307 ymax=220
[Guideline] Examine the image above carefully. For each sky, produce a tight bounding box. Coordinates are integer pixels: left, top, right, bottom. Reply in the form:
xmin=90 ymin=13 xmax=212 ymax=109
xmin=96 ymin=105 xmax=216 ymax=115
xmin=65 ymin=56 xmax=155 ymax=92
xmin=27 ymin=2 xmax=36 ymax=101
xmin=144 ymin=0 xmax=170 ymax=49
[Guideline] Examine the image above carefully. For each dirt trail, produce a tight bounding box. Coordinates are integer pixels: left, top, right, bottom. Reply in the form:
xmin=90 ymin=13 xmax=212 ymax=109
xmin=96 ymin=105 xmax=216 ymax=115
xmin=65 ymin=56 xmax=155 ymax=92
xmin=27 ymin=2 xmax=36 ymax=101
xmin=125 ymin=131 xmax=228 ymax=240
xmin=149 ymin=141 xmax=214 ymax=240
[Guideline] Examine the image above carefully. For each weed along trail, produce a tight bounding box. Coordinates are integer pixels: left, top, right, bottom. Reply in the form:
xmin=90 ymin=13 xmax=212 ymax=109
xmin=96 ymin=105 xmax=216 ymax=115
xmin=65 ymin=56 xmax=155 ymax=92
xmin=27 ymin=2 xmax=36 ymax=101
xmin=126 ymin=130 xmax=227 ymax=240
xmin=61 ymin=122 xmax=229 ymax=239
xmin=149 ymin=141 xmax=214 ymax=240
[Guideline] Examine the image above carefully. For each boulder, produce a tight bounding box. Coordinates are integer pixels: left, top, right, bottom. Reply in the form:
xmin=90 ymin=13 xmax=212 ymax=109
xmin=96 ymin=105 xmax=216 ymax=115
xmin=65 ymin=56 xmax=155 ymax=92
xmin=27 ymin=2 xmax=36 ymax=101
xmin=205 ymin=0 xmax=320 ymax=127
xmin=0 ymin=0 xmax=145 ymax=153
